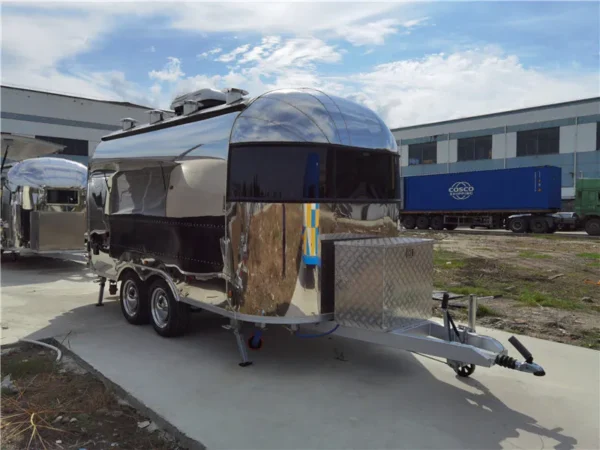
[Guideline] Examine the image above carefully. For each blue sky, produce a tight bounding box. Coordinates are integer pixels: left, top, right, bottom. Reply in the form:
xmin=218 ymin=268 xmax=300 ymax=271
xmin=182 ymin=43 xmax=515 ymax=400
xmin=1 ymin=1 xmax=598 ymax=127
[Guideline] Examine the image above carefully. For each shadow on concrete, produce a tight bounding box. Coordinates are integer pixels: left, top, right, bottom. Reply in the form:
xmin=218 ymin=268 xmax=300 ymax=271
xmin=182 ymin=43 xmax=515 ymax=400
xmin=1 ymin=254 xmax=92 ymax=287
xmin=23 ymin=300 xmax=579 ymax=450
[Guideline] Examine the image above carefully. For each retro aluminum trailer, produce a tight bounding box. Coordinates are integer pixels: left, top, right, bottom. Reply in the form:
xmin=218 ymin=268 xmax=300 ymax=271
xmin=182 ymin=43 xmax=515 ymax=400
xmin=1 ymin=134 xmax=88 ymax=257
xmin=88 ymin=88 xmax=545 ymax=378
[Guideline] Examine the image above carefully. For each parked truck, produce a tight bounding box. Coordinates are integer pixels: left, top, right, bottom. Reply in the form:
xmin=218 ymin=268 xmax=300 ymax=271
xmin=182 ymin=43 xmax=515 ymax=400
xmin=398 ymin=166 xmax=598 ymax=235
xmin=575 ymin=178 xmax=600 ymax=236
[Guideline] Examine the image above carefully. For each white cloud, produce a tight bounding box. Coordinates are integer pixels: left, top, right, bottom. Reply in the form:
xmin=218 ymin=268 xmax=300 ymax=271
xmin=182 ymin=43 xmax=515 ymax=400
xmin=145 ymin=46 xmax=156 ymax=53
xmin=337 ymin=18 xmax=399 ymax=46
xmin=198 ymin=47 xmax=223 ymax=58
xmin=216 ymin=44 xmax=251 ymax=63
xmin=1 ymin=3 xmax=597 ymax=131
xmin=149 ymin=57 xmax=185 ymax=82
xmin=349 ymin=48 xmax=600 ymax=127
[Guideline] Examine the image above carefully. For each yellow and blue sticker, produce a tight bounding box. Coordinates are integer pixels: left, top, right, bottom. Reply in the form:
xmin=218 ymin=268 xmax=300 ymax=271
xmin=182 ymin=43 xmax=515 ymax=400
xmin=302 ymin=203 xmax=320 ymax=266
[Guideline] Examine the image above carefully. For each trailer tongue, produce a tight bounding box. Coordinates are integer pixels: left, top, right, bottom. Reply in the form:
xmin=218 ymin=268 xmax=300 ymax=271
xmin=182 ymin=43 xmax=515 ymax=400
xmin=88 ymin=87 xmax=546 ymax=380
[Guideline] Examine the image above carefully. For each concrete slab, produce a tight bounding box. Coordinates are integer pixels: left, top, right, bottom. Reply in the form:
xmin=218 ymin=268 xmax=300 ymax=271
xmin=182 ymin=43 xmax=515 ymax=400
xmin=2 ymin=256 xmax=599 ymax=449
xmin=0 ymin=254 xmax=112 ymax=343
xmin=54 ymin=305 xmax=600 ymax=450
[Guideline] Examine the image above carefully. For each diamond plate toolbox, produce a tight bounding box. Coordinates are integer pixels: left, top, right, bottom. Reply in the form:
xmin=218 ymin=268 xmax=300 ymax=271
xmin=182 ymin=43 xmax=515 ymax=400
xmin=334 ymin=237 xmax=434 ymax=331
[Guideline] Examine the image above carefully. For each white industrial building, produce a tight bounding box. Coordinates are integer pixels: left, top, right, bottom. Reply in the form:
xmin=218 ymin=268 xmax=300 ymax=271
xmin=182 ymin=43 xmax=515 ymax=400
xmin=0 ymin=85 xmax=157 ymax=165
xmin=392 ymin=97 xmax=600 ymax=200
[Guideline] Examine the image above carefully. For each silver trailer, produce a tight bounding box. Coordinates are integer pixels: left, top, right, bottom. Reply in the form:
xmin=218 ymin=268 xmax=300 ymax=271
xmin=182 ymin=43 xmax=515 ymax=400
xmin=1 ymin=134 xmax=87 ymax=258
xmin=88 ymin=88 xmax=545 ymax=378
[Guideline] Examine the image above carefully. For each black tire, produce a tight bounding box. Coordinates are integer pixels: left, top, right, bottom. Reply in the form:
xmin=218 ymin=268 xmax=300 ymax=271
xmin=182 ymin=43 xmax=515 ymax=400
xmin=248 ymin=335 xmax=264 ymax=350
xmin=444 ymin=224 xmax=458 ymax=231
xmin=430 ymin=216 xmax=444 ymax=230
xmin=510 ymin=217 xmax=529 ymax=233
xmin=402 ymin=216 xmax=417 ymax=230
xmin=148 ymin=278 xmax=190 ymax=337
xmin=585 ymin=218 xmax=600 ymax=236
xmin=530 ymin=217 xmax=549 ymax=234
xmin=416 ymin=216 xmax=430 ymax=230
xmin=119 ymin=272 xmax=150 ymax=325
xmin=453 ymin=363 xmax=476 ymax=378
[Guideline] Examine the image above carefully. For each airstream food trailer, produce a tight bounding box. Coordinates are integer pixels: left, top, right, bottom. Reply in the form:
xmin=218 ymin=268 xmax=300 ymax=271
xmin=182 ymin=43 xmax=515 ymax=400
xmin=1 ymin=134 xmax=88 ymax=258
xmin=88 ymin=88 xmax=545 ymax=378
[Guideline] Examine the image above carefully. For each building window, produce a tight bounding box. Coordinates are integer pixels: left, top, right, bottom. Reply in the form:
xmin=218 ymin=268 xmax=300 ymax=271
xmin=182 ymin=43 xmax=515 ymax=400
xmin=516 ymin=127 xmax=559 ymax=157
xmin=35 ymin=135 xmax=88 ymax=157
xmin=457 ymin=135 xmax=492 ymax=162
xmin=408 ymin=142 xmax=437 ymax=165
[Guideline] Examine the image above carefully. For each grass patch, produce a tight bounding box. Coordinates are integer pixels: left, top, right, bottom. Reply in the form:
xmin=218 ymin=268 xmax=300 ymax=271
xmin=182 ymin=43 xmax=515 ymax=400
xmin=587 ymin=262 xmax=600 ymax=268
xmin=517 ymin=289 xmax=581 ymax=310
xmin=578 ymin=329 xmax=600 ymax=350
xmin=477 ymin=304 xmax=501 ymax=318
xmin=434 ymin=249 xmax=466 ymax=269
xmin=577 ymin=252 xmax=600 ymax=260
xmin=0 ymin=355 xmax=54 ymax=379
xmin=518 ymin=251 xmax=551 ymax=260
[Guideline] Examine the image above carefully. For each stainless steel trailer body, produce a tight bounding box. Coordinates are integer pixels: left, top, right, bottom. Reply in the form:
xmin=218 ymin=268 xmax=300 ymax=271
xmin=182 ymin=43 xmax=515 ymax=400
xmin=1 ymin=135 xmax=88 ymax=257
xmin=88 ymin=88 xmax=545 ymax=378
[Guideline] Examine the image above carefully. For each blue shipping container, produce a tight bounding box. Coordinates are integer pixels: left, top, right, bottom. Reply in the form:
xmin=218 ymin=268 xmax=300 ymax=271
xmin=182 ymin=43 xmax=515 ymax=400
xmin=403 ymin=166 xmax=562 ymax=212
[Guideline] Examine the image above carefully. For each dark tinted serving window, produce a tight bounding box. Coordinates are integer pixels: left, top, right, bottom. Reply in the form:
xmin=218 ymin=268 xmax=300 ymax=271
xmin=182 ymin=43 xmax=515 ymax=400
xmin=46 ymin=189 xmax=79 ymax=204
xmin=228 ymin=144 xmax=399 ymax=202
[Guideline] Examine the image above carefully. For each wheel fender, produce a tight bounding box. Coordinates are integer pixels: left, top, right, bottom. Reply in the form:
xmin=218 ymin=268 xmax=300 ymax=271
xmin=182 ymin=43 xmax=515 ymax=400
xmin=145 ymin=271 xmax=183 ymax=302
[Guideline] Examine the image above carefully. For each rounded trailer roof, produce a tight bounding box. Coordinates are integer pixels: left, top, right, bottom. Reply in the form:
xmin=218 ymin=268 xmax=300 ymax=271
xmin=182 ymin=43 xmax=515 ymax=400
xmin=6 ymin=157 xmax=88 ymax=189
xmin=91 ymin=87 xmax=397 ymax=167
xmin=231 ymin=88 xmax=397 ymax=151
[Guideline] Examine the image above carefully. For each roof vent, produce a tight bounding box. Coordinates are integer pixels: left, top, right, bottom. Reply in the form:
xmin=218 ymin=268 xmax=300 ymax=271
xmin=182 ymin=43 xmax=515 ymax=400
xmin=183 ymin=100 xmax=203 ymax=115
xmin=223 ymin=88 xmax=249 ymax=104
xmin=147 ymin=109 xmax=165 ymax=125
xmin=120 ymin=118 xmax=138 ymax=131
xmin=170 ymin=88 xmax=227 ymax=116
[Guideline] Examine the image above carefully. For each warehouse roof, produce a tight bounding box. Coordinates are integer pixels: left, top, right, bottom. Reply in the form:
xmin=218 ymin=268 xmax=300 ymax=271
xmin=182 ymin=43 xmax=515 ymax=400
xmin=0 ymin=84 xmax=156 ymax=110
xmin=391 ymin=96 xmax=600 ymax=132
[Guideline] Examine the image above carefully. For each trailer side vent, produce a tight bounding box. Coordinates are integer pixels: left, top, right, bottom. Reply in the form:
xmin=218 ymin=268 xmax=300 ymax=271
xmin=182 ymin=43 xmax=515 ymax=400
xmin=147 ymin=109 xmax=165 ymax=125
xmin=223 ymin=88 xmax=249 ymax=104
xmin=120 ymin=118 xmax=138 ymax=131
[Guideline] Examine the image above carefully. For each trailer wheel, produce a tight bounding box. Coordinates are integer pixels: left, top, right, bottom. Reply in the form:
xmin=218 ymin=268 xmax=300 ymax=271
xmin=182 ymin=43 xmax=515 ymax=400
xmin=119 ymin=272 xmax=150 ymax=325
xmin=509 ymin=217 xmax=529 ymax=233
xmin=430 ymin=216 xmax=444 ymax=230
xmin=444 ymin=224 xmax=457 ymax=231
xmin=416 ymin=216 xmax=430 ymax=230
xmin=530 ymin=217 xmax=549 ymax=234
xmin=402 ymin=216 xmax=416 ymax=230
xmin=449 ymin=361 xmax=476 ymax=378
xmin=149 ymin=279 xmax=190 ymax=337
xmin=248 ymin=335 xmax=264 ymax=350
xmin=585 ymin=218 xmax=600 ymax=236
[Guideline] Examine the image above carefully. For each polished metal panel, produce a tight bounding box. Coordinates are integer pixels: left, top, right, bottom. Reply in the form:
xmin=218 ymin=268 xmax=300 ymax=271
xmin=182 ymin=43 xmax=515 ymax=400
xmin=231 ymin=88 xmax=397 ymax=151
xmin=334 ymin=237 xmax=434 ymax=331
xmin=225 ymin=202 xmax=400 ymax=318
xmin=91 ymin=112 xmax=239 ymax=165
xmin=6 ymin=157 xmax=87 ymax=190
xmin=1 ymin=135 xmax=64 ymax=162
xmin=30 ymin=211 xmax=86 ymax=251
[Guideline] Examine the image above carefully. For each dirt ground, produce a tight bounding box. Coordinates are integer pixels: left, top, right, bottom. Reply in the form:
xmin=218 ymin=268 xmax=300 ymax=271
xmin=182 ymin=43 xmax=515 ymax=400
xmin=406 ymin=231 xmax=600 ymax=350
xmin=1 ymin=344 xmax=185 ymax=450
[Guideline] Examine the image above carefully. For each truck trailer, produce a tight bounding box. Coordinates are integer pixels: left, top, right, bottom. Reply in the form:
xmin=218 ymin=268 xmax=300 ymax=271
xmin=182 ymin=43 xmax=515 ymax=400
xmin=86 ymin=87 xmax=546 ymax=380
xmin=399 ymin=166 xmax=573 ymax=234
